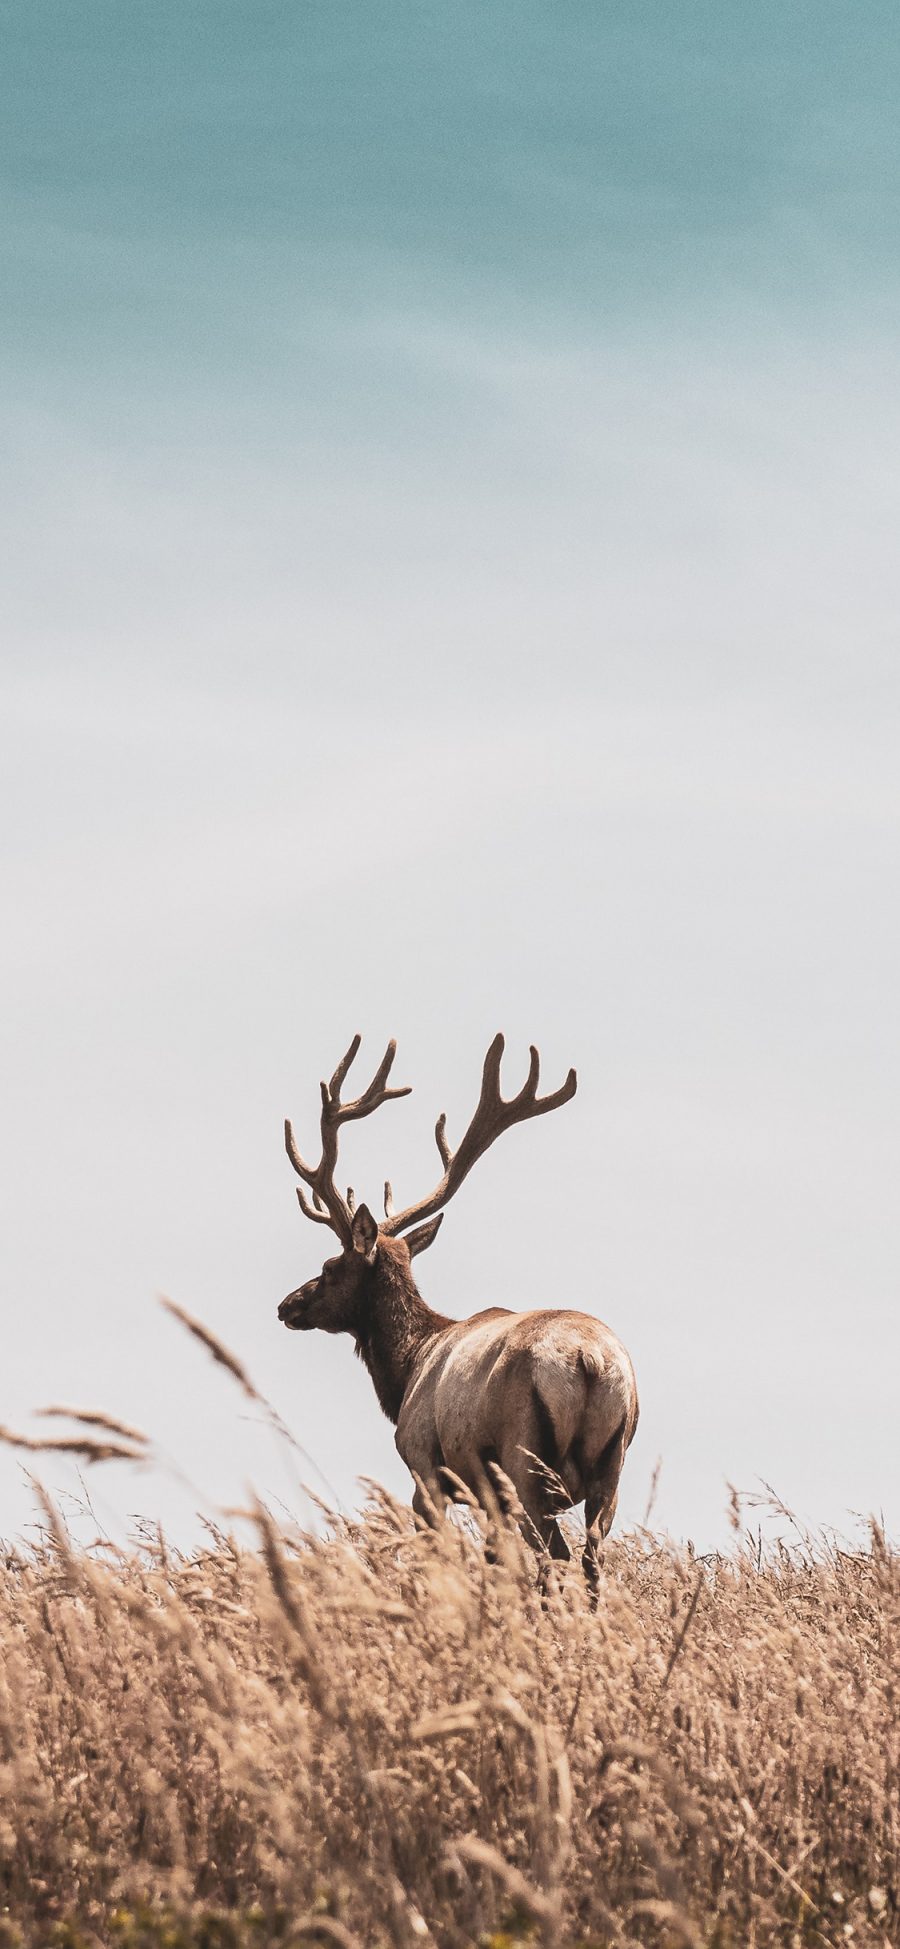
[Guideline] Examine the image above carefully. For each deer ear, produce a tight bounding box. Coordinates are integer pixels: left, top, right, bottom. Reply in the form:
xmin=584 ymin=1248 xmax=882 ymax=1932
xmin=351 ymin=1203 xmax=379 ymax=1262
xmin=405 ymin=1213 xmax=444 ymax=1259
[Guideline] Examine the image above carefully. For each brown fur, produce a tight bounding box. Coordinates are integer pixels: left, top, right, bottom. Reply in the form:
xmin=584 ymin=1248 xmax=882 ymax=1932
xmin=279 ymin=1219 xmax=638 ymax=1583
xmin=280 ymin=1036 xmax=638 ymax=1584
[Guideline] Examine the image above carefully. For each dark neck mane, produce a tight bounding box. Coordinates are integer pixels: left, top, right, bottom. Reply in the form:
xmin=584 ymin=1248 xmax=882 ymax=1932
xmin=355 ymin=1248 xmax=449 ymax=1423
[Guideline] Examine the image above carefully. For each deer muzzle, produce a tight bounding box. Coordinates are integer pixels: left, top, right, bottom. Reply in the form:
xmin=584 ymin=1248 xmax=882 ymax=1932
xmin=278 ymin=1285 xmax=314 ymax=1329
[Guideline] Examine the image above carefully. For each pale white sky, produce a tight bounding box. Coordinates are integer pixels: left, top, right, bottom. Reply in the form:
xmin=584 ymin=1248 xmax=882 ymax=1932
xmin=2 ymin=4 xmax=898 ymax=1549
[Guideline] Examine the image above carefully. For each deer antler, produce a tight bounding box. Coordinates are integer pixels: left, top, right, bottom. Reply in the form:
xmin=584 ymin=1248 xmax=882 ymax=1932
xmin=381 ymin=1033 xmax=576 ymax=1245
xmin=285 ymin=1036 xmax=412 ymax=1244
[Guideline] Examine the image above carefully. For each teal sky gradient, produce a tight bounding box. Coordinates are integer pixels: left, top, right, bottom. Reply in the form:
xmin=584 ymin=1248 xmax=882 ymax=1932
xmin=6 ymin=4 xmax=900 ymax=319
xmin=2 ymin=5 xmax=898 ymax=1547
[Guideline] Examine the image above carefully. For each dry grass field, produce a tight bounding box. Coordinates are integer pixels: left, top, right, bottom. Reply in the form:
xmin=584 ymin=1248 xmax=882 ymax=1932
xmin=0 ymin=1334 xmax=897 ymax=1949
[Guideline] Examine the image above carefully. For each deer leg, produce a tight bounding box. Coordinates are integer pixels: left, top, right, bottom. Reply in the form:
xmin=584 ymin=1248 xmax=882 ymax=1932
xmin=516 ymin=1472 xmax=571 ymax=1604
xmin=411 ymin=1473 xmax=445 ymax=1529
xmin=474 ymin=1374 xmax=575 ymax=1578
xmin=582 ymin=1419 xmax=627 ymax=1596
xmin=519 ymin=1490 xmax=571 ymax=1563
xmin=401 ymin=1431 xmax=449 ymax=1531
xmin=492 ymin=1444 xmax=571 ymax=1571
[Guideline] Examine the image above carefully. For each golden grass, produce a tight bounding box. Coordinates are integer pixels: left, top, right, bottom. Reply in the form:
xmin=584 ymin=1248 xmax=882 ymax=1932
xmin=0 ymin=1326 xmax=896 ymax=1947
xmin=0 ymin=1491 xmax=896 ymax=1948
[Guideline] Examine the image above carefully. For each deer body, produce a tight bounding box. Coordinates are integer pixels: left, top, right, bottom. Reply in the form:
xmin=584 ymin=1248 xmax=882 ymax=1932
xmin=278 ymin=1035 xmax=638 ymax=1583
xmin=396 ymin=1298 xmax=637 ymax=1566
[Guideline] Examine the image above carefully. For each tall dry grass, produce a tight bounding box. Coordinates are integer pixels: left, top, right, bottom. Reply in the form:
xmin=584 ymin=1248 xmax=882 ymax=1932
xmin=0 ymin=1339 xmax=897 ymax=1948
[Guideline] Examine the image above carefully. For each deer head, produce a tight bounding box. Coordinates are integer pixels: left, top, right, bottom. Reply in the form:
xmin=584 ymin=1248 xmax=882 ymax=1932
xmin=279 ymin=1202 xmax=383 ymax=1333
xmin=278 ymin=1034 xmax=577 ymax=1333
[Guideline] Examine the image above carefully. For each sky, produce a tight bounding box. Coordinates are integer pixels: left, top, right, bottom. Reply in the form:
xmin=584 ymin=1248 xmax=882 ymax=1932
xmin=2 ymin=2 xmax=899 ymax=1551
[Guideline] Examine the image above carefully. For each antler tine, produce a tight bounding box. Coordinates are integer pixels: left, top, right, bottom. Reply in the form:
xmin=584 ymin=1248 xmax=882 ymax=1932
xmin=533 ymin=1063 xmax=577 ymax=1113
xmin=520 ymin=1043 xmax=541 ymax=1101
xmin=360 ymin=1038 xmax=399 ymax=1102
xmin=284 ymin=1118 xmax=314 ymax=1180
xmin=286 ymin=1031 xmax=364 ymax=1243
xmin=332 ymin=1038 xmax=413 ymax=1123
xmin=285 ymin=1113 xmax=353 ymax=1241
xmin=328 ymin=1034 xmax=362 ymax=1100
xmin=508 ymin=1043 xmax=575 ymax=1114
xmin=287 ymin=1036 xmax=414 ymax=1245
xmin=383 ymin=1179 xmax=395 ymax=1220
xmin=382 ymin=1034 xmax=577 ymax=1245
xmin=295 ymin=1185 xmax=334 ymax=1227
xmin=480 ymin=1030 xmax=506 ymax=1099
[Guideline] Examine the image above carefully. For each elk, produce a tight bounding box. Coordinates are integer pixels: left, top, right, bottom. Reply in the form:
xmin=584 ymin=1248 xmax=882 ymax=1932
xmin=278 ymin=1035 xmax=638 ymax=1585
